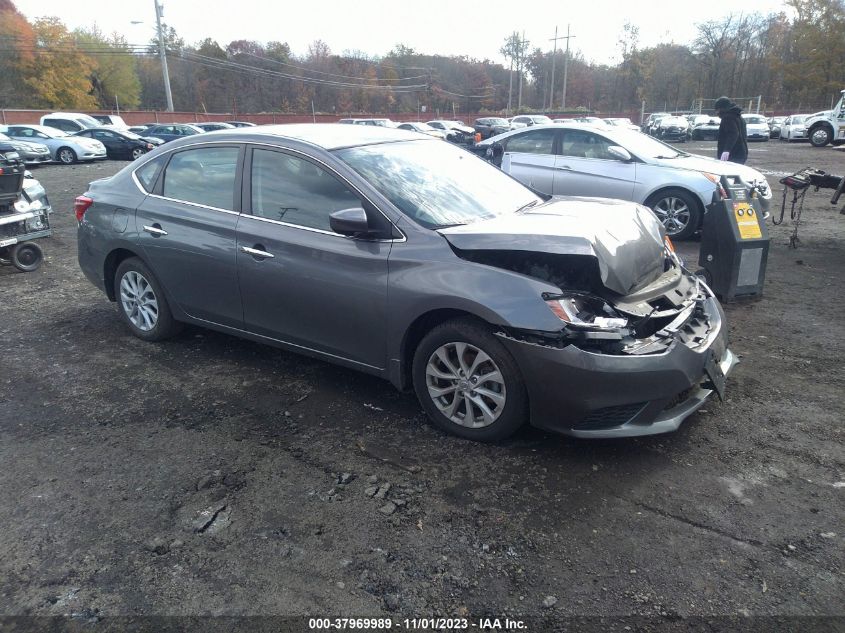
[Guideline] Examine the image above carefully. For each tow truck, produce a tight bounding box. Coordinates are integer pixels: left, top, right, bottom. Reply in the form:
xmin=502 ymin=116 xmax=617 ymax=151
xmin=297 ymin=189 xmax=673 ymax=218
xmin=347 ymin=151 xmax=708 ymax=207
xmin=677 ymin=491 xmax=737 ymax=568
xmin=806 ymin=89 xmax=845 ymax=147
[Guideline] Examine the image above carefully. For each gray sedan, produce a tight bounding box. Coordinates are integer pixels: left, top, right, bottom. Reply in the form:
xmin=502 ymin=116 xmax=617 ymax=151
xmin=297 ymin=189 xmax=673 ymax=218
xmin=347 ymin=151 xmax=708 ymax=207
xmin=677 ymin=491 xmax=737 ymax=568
xmin=2 ymin=124 xmax=106 ymax=164
xmin=76 ymin=125 xmax=736 ymax=441
xmin=0 ymin=132 xmax=52 ymax=165
xmin=475 ymin=123 xmax=772 ymax=239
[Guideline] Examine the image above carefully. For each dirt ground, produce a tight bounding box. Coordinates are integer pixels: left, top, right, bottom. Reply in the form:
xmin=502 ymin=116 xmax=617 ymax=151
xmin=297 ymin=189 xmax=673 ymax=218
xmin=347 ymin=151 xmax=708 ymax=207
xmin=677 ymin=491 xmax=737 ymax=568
xmin=0 ymin=138 xmax=843 ymax=631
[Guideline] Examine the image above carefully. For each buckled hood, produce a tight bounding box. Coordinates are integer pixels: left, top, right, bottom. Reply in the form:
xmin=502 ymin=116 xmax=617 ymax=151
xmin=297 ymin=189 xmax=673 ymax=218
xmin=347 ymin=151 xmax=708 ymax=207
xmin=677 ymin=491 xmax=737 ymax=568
xmin=438 ymin=197 xmax=666 ymax=295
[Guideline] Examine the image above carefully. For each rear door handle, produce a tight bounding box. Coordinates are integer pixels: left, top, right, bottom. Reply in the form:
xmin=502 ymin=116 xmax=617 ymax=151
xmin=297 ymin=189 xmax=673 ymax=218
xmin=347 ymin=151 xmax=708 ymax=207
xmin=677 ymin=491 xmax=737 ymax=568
xmin=241 ymin=245 xmax=274 ymax=259
xmin=143 ymin=224 xmax=167 ymax=237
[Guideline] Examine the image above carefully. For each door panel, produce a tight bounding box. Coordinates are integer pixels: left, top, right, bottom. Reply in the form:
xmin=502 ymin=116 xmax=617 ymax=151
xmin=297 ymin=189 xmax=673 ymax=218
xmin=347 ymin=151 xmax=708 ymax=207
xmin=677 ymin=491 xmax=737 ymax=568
xmin=501 ymin=128 xmax=559 ymax=194
xmin=237 ymin=146 xmax=391 ymax=369
xmin=552 ymin=129 xmax=637 ymax=200
xmin=134 ymin=144 xmax=243 ymax=327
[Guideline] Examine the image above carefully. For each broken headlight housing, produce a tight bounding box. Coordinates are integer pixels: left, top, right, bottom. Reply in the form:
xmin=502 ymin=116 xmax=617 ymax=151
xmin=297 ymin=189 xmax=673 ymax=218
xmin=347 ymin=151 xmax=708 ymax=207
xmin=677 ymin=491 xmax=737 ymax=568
xmin=545 ymin=292 xmax=629 ymax=330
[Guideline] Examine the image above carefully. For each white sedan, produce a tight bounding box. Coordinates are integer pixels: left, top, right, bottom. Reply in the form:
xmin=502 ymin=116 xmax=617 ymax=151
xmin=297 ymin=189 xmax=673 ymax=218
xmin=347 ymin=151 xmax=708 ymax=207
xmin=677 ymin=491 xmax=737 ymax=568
xmin=475 ymin=123 xmax=772 ymax=239
xmin=1 ymin=124 xmax=106 ymax=164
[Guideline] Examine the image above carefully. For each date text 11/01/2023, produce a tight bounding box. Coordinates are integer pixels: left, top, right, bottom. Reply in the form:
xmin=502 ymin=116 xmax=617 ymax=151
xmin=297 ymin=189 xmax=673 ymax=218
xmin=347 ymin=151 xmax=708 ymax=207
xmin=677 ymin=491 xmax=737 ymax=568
xmin=308 ymin=618 xmax=527 ymax=630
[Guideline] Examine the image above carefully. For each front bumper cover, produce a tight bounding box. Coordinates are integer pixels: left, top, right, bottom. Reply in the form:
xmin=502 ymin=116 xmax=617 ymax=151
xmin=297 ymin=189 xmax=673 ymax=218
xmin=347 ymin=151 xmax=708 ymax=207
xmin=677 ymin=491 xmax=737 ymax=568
xmin=499 ymin=296 xmax=736 ymax=438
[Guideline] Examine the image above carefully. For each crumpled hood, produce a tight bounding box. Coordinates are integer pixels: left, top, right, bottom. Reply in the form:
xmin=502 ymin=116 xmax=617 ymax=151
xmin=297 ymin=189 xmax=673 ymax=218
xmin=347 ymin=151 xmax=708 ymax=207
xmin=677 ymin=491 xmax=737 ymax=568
xmin=438 ymin=197 xmax=666 ymax=295
xmin=661 ymin=153 xmax=766 ymax=181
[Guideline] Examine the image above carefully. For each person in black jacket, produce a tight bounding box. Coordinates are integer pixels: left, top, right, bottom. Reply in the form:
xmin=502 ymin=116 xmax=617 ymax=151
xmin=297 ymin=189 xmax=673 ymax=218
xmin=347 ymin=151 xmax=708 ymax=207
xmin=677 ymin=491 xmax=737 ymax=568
xmin=714 ymin=96 xmax=748 ymax=164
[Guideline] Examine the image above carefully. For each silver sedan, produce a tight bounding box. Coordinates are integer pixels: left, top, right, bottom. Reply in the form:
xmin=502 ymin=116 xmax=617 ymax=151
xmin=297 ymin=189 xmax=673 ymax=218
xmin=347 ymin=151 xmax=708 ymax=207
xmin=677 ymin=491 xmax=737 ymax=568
xmin=476 ymin=123 xmax=772 ymax=239
xmin=1 ymin=124 xmax=106 ymax=164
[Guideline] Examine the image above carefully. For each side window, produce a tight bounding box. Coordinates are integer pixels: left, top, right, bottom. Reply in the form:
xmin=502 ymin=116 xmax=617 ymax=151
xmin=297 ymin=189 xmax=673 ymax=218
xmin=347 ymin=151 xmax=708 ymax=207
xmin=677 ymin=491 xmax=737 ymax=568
xmin=94 ymin=130 xmax=116 ymax=140
xmin=504 ymin=129 xmax=556 ymax=155
xmin=77 ymin=130 xmax=92 ymax=138
xmin=560 ymin=130 xmax=614 ymax=160
xmin=250 ymin=148 xmax=361 ymax=232
xmin=162 ymin=146 xmax=239 ymax=210
xmin=135 ymin=154 xmax=168 ymax=193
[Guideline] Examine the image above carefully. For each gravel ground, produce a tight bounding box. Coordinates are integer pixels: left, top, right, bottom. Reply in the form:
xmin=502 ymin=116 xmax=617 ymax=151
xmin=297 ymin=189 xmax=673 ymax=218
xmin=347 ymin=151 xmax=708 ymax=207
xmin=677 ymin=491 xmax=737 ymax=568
xmin=0 ymin=139 xmax=843 ymax=630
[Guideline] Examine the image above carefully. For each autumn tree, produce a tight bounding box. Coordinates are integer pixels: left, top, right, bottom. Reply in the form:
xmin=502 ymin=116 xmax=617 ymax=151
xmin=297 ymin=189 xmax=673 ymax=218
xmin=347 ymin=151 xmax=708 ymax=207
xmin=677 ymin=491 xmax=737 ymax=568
xmin=0 ymin=0 xmax=36 ymax=107
xmin=25 ymin=17 xmax=96 ymax=109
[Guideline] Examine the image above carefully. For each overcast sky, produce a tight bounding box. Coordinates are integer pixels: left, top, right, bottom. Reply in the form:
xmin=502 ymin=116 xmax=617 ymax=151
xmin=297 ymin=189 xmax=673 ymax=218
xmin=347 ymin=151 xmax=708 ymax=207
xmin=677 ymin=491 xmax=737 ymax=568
xmin=14 ymin=0 xmax=791 ymax=65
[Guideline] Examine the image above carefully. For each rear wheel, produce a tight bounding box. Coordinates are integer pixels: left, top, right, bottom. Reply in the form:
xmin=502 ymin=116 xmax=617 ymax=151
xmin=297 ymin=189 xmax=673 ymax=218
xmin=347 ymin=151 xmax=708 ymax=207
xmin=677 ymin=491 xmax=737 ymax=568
xmin=412 ymin=318 xmax=527 ymax=442
xmin=10 ymin=242 xmax=43 ymax=272
xmin=114 ymin=257 xmax=182 ymax=341
xmin=57 ymin=147 xmax=77 ymax=164
xmin=647 ymin=188 xmax=701 ymax=240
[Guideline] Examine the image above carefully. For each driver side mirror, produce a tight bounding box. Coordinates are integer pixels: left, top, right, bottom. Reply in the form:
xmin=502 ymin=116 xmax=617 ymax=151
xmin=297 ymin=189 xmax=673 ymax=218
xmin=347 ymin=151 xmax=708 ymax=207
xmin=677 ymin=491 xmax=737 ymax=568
xmin=330 ymin=207 xmax=372 ymax=237
xmin=607 ymin=145 xmax=632 ymax=162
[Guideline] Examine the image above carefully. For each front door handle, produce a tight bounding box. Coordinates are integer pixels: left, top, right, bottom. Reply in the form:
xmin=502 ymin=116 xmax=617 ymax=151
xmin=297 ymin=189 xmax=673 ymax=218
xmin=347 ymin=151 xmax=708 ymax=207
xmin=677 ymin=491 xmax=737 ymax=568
xmin=555 ymin=165 xmax=572 ymax=171
xmin=143 ymin=224 xmax=167 ymax=237
xmin=241 ymin=245 xmax=274 ymax=259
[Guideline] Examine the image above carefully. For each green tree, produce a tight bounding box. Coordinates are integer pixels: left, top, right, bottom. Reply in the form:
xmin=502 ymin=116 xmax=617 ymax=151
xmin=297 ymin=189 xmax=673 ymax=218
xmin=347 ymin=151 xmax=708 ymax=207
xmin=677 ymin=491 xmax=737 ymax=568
xmin=75 ymin=27 xmax=141 ymax=109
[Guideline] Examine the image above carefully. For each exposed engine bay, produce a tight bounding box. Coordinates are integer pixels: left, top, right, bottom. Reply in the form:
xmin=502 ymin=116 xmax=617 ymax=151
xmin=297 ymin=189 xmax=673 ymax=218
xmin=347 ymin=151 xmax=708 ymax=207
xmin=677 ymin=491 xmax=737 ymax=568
xmin=454 ymin=247 xmax=712 ymax=356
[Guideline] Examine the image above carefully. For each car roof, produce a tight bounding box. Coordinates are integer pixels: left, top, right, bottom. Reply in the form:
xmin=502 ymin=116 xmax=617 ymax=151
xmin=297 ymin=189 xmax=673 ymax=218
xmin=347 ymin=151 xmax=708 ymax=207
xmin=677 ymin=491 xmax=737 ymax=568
xmin=196 ymin=123 xmax=433 ymax=150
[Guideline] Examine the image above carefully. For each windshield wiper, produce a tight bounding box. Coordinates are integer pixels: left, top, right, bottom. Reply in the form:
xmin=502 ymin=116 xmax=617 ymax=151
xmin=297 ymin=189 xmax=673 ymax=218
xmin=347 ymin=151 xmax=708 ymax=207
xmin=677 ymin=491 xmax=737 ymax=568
xmin=516 ymin=199 xmax=540 ymax=213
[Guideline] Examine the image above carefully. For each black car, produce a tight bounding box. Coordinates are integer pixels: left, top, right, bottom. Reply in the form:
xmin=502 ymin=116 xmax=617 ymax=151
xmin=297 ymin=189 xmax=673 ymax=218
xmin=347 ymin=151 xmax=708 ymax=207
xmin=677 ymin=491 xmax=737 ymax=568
xmin=142 ymin=124 xmax=203 ymax=143
xmin=73 ymin=127 xmax=156 ymax=161
xmin=473 ymin=117 xmax=510 ymax=139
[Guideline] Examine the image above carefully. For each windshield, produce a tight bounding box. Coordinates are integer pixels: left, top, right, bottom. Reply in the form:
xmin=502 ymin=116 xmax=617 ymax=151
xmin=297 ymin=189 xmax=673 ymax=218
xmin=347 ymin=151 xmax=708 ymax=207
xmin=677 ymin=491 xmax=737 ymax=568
xmin=609 ymin=130 xmax=686 ymax=159
xmin=336 ymin=140 xmax=541 ymax=229
xmin=745 ymin=116 xmax=766 ymax=124
xmin=792 ymin=116 xmax=807 ymax=123
xmin=532 ymin=116 xmax=553 ymax=124
xmin=489 ymin=118 xmax=508 ymax=125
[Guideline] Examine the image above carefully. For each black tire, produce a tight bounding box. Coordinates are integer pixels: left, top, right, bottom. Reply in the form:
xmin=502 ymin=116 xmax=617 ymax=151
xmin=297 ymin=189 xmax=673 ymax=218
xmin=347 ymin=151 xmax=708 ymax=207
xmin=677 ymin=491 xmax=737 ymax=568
xmin=10 ymin=242 xmax=43 ymax=272
xmin=131 ymin=147 xmax=146 ymax=160
xmin=57 ymin=147 xmax=77 ymax=164
xmin=809 ymin=125 xmax=832 ymax=147
xmin=114 ymin=257 xmax=182 ymax=341
xmin=646 ymin=187 xmax=702 ymax=240
xmin=412 ymin=317 xmax=528 ymax=442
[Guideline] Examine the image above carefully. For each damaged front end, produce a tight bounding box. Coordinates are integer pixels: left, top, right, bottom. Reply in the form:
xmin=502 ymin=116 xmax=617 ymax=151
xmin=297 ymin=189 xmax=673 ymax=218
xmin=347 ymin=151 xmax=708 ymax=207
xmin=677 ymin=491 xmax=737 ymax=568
xmin=455 ymin=238 xmax=711 ymax=358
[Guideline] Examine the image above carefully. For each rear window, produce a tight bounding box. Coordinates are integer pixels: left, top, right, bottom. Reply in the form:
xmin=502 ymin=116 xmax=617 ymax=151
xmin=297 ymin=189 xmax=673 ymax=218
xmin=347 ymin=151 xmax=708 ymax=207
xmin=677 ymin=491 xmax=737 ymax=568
xmin=135 ymin=155 xmax=167 ymax=192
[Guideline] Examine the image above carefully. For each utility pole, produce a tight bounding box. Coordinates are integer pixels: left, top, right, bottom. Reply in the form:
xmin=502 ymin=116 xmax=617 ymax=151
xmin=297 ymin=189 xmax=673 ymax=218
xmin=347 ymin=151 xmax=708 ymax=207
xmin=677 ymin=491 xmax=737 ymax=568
xmin=154 ymin=0 xmax=174 ymax=112
xmin=517 ymin=31 xmax=528 ymax=112
xmin=507 ymin=55 xmax=513 ymax=116
xmin=549 ymin=26 xmax=564 ymax=111
xmin=560 ymin=24 xmax=575 ymax=111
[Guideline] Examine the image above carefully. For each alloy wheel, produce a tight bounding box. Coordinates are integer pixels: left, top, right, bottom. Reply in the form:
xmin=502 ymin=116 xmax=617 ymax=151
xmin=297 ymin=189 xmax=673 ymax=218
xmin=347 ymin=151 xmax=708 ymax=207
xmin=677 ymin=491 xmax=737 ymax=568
xmin=132 ymin=148 xmax=145 ymax=160
xmin=652 ymin=196 xmax=691 ymax=236
xmin=119 ymin=270 xmax=159 ymax=332
xmin=58 ymin=149 xmax=75 ymax=164
xmin=810 ymin=128 xmax=830 ymax=146
xmin=425 ymin=342 xmax=506 ymax=428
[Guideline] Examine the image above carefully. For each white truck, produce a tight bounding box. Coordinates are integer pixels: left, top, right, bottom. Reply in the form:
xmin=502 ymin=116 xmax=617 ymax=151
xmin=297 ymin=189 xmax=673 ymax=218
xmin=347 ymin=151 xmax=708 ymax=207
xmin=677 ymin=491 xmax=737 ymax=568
xmin=806 ymin=90 xmax=845 ymax=147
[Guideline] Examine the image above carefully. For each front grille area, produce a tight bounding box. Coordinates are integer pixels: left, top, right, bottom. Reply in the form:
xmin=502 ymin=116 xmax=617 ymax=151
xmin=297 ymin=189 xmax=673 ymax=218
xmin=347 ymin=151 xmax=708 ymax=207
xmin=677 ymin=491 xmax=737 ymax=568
xmin=575 ymin=402 xmax=648 ymax=430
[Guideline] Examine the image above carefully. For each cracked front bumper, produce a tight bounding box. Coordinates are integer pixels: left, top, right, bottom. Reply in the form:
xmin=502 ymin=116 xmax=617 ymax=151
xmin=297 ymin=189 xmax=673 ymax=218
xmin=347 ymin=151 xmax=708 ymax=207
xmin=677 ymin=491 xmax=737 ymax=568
xmin=499 ymin=296 xmax=737 ymax=438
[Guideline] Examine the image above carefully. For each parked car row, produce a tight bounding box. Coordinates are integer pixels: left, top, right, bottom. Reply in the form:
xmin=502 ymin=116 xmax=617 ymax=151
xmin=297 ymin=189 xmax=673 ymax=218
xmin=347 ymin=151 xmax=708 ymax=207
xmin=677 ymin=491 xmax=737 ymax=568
xmin=0 ymin=113 xmax=260 ymax=164
xmin=644 ymin=111 xmax=773 ymax=142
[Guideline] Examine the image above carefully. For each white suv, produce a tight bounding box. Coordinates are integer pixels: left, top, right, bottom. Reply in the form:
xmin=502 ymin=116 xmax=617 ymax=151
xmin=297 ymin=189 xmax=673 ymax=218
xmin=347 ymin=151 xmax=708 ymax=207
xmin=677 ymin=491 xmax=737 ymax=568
xmin=40 ymin=112 xmax=100 ymax=134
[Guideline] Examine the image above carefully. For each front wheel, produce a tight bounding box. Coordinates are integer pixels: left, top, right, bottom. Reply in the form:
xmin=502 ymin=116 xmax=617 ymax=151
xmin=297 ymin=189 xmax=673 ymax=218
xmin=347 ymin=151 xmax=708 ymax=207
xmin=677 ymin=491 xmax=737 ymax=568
xmin=57 ymin=147 xmax=77 ymax=164
xmin=114 ymin=257 xmax=182 ymax=341
xmin=131 ymin=147 xmax=146 ymax=160
xmin=10 ymin=242 xmax=43 ymax=272
xmin=412 ymin=318 xmax=527 ymax=442
xmin=809 ymin=125 xmax=832 ymax=147
xmin=647 ymin=188 xmax=701 ymax=240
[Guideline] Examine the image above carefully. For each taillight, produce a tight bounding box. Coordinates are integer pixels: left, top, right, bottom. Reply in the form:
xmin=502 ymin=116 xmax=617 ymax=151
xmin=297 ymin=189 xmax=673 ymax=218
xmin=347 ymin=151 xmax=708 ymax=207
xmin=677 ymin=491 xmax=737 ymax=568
xmin=74 ymin=195 xmax=93 ymax=222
